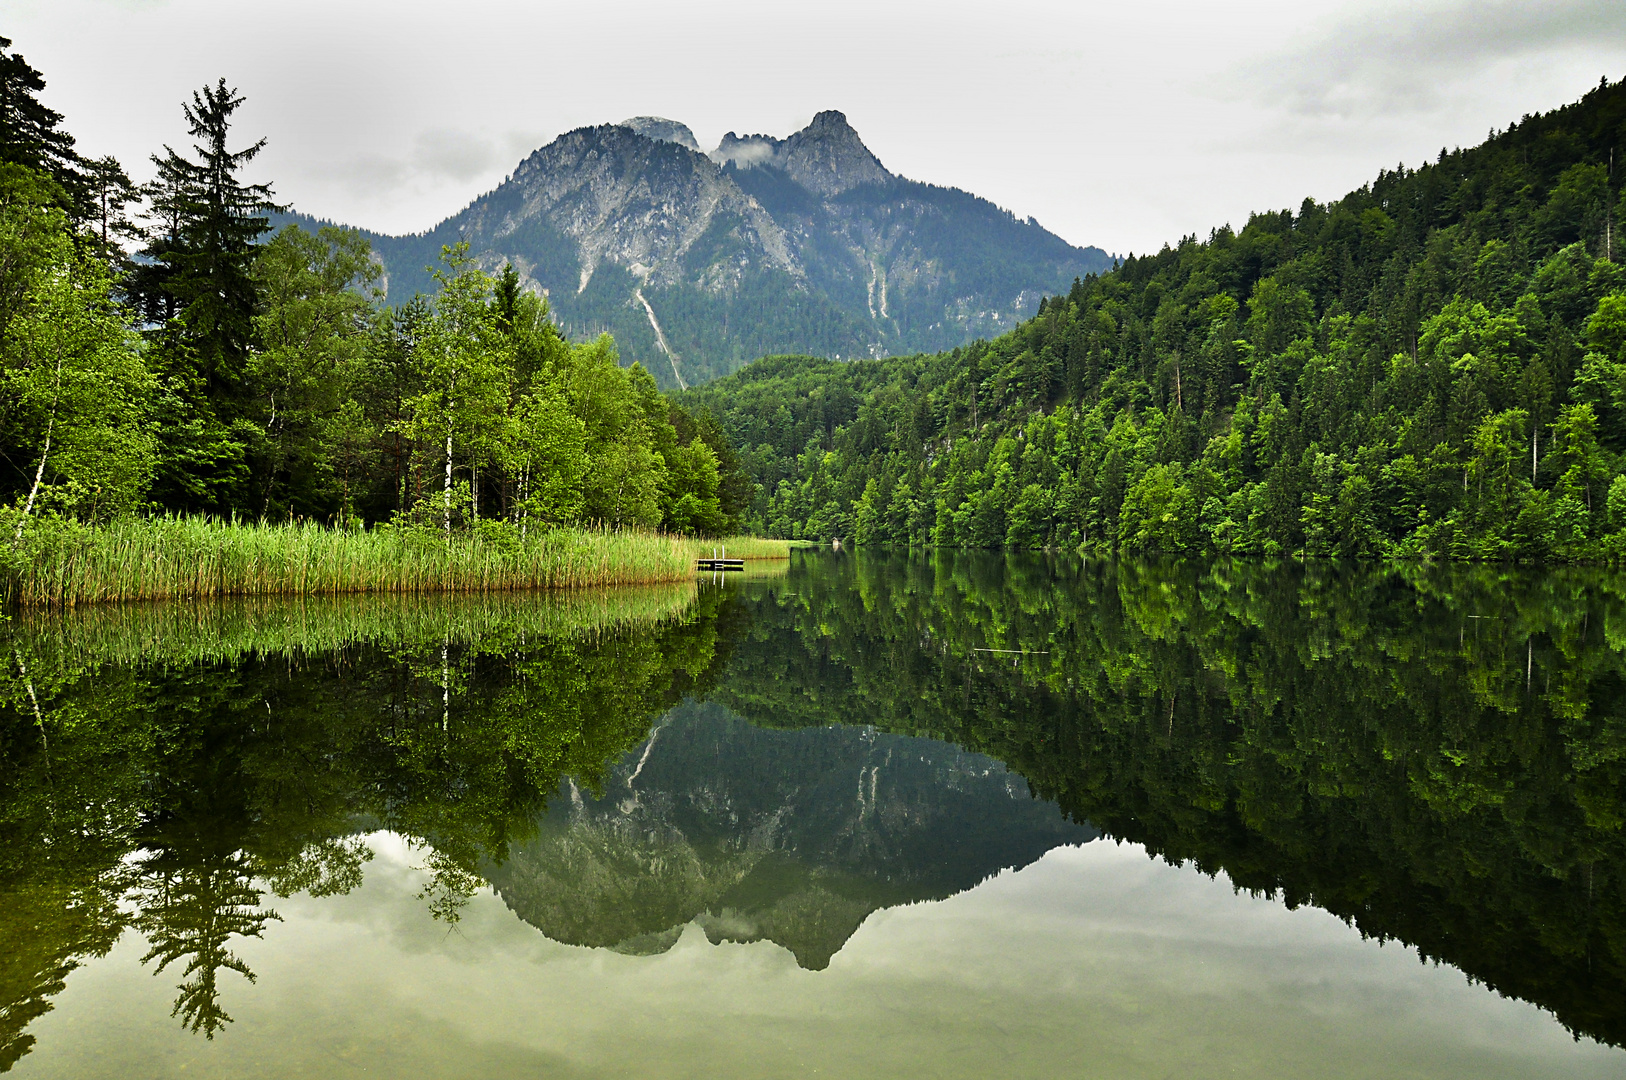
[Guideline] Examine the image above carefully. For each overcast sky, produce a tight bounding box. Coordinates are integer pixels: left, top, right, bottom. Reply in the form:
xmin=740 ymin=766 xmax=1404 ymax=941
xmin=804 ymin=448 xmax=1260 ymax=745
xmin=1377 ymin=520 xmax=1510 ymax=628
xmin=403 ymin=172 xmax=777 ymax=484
xmin=8 ymin=0 xmax=1626 ymax=255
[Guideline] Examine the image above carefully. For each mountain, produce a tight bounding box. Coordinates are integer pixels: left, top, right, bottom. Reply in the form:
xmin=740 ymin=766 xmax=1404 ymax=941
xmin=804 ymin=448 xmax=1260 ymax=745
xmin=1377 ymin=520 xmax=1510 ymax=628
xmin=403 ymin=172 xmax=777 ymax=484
xmin=482 ymin=700 xmax=1095 ymax=969
xmin=289 ymin=112 xmax=1112 ymax=389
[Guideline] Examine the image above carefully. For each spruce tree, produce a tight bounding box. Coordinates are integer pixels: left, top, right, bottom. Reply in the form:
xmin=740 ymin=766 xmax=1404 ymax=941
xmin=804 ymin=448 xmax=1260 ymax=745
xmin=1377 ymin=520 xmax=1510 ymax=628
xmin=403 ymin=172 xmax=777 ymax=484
xmin=140 ymin=79 xmax=281 ymax=399
xmin=134 ymin=79 xmax=282 ymax=513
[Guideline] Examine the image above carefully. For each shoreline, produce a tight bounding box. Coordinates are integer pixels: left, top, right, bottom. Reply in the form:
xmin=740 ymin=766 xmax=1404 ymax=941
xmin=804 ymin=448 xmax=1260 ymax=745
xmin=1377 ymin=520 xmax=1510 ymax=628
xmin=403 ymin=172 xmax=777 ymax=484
xmin=7 ymin=518 xmax=807 ymax=609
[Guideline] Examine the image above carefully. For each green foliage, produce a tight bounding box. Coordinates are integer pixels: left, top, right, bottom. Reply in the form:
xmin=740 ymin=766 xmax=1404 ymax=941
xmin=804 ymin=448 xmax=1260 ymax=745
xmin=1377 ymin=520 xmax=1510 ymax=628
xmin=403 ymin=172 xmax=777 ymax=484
xmin=0 ymin=36 xmax=85 ymax=213
xmin=0 ymin=50 xmax=760 ymax=541
xmin=0 ymin=65 xmax=754 ymax=545
xmin=688 ymin=80 xmax=1626 ymax=563
xmin=0 ymin=167 xmax=154 ymax=524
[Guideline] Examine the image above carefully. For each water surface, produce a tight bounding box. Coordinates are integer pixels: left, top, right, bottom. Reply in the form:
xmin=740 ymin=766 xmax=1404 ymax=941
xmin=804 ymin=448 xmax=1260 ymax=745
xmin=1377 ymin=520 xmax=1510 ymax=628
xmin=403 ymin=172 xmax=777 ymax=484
xmin=2 ymin=554 xmax=1623 ymax=1077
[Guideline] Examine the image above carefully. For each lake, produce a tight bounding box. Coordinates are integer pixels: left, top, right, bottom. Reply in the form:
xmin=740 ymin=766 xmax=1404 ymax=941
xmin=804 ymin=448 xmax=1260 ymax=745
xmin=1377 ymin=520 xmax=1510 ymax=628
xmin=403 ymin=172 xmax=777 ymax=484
xmin=2 ymin=552 xmax=1623 ymax=1078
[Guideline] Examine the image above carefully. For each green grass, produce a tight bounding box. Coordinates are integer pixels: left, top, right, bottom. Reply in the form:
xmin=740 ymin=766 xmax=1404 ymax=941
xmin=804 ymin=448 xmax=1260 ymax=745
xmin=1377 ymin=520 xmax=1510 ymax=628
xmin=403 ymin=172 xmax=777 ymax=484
xmin=7 ymin=517 xmax=798 ymax=609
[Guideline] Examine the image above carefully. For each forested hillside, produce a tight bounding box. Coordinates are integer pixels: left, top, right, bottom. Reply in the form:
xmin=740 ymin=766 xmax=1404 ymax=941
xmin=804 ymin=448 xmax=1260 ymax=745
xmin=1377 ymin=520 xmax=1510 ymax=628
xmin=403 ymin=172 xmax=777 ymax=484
xmin=685 ymin=78 xmax=1626 ymax=561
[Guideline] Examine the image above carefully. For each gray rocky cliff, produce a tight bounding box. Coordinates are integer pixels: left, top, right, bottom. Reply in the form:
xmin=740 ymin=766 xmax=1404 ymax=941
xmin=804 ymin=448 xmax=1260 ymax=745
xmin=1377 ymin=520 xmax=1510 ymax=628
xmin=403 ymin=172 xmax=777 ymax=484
xmin=619 ymin=116 xmax=700 ymax=151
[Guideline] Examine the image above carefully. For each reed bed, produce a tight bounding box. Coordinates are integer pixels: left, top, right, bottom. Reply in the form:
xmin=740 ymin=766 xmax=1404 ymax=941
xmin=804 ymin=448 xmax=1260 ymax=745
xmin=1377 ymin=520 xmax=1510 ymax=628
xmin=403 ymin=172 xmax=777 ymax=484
xmin=691 ymin=535 xmax=810 ymax=560
xmin=8 ymin=517 xmax=799 ymax=609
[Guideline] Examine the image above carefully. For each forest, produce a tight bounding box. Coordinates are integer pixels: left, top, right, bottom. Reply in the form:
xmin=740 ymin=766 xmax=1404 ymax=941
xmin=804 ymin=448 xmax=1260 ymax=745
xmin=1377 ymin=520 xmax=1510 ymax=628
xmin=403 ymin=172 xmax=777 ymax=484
xmin=683 ymin=78 xmax=1626 ymax=562
xmin=0 ymin=38 xmax=749 ymax=547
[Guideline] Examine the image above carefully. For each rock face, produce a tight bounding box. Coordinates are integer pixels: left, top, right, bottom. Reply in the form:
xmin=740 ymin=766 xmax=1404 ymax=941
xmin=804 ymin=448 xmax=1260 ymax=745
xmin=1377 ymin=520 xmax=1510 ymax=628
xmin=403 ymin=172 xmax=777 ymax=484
xmin=713 ymin=110 xmax=892 ymax=196
xmin=304 ymin=113 xmax=1113 ymax=388
xmin=619 ymin=116 xmax=699 ymax=151
xmin=482 ymin=701 xmax=1095 ymax=969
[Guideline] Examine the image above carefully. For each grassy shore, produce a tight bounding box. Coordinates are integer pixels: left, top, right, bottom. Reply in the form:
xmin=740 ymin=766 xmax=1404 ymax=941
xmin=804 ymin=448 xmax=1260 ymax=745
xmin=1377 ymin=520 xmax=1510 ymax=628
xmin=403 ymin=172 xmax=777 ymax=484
xmin=7 ymin=517 xmax=800 ymax=608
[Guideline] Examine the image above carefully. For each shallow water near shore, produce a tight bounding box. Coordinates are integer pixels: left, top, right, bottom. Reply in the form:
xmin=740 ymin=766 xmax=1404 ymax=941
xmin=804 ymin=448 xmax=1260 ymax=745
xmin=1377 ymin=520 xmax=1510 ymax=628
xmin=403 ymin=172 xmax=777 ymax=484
xmin=3 ymin=552 xmax=1624 ymax=1078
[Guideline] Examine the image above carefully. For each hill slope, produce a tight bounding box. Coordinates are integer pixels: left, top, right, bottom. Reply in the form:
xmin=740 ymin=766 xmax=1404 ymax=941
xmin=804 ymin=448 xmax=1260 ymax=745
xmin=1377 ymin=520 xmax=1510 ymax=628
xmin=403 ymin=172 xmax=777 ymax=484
xmin=682 ymin=78 xmax=1626 ymax=562
xmin=290 ymin=112 xmax=1111 ymax=389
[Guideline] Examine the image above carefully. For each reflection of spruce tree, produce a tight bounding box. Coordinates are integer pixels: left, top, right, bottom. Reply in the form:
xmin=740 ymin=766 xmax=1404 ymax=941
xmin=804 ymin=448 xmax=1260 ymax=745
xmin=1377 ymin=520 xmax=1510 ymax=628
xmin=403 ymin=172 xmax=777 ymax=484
xmin=132 ymin=850 xmax=276 ymax=1038
xmin=0 ymin=590 xmax=739 ymax=1060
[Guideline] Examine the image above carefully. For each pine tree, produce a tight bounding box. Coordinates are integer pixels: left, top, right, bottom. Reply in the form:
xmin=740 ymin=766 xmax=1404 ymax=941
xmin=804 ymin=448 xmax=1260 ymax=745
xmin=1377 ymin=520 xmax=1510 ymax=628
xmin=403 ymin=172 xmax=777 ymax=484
xmin=83 ymin=155 xmax=140 ymax=257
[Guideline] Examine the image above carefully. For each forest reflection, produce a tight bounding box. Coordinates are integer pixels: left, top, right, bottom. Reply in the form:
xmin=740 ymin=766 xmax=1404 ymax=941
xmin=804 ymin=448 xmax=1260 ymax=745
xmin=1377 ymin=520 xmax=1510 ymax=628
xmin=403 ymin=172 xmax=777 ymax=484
xmin=716 ymin=552 xmax=1626 ymax=1047
xmin=1 ymin=553 xmax=1624 ymax=1071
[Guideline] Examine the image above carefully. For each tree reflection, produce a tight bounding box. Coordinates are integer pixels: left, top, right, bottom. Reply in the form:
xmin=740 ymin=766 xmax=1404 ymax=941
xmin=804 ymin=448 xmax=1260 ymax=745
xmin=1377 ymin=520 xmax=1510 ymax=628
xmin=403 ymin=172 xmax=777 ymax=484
xmin=132 ymin=852 xmax=274 ymax=1038
xmin=0 ymin=585 xmax=731 ymax=1068
xmin=714 ymin=551 xmax=1626 ymax=1046
xmin=4 ymin=555 xmax=1622 ymax=1061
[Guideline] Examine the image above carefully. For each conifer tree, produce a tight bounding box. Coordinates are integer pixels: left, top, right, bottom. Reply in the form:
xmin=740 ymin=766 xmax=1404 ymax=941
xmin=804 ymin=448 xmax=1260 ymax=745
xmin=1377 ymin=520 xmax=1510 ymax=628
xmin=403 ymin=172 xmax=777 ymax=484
xmin=137 ymin=79 xmax=281 ymax=401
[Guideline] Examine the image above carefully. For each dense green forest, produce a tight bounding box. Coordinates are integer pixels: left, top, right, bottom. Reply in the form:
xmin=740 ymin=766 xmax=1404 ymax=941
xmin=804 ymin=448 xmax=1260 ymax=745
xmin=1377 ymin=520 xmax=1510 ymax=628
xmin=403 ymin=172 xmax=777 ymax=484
xmin=0 ymin=38 xmax=747 ymax=541
xmin=685 ymin=78 xmax=1626 ymax=562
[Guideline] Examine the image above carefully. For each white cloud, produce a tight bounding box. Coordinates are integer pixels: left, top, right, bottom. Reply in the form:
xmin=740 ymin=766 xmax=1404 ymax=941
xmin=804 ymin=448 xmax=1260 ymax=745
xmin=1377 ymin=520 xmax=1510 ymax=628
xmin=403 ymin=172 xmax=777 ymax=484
xmin=1248 ymin=0 xmax=1626 ymax=118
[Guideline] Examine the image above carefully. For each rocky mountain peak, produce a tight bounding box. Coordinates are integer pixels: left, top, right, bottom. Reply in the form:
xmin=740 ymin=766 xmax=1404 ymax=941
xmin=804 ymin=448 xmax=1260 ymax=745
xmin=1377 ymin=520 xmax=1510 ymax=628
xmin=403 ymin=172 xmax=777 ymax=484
xmin=781 ymin=110 xmax=891 ymax=195
xmin=710 ymin=110 xmax=892 ymax=196
xmin=711 ymin=131 xmax=780 ymax=170
xmin=618 ymin=116 xmax=700 ymax=151
xmin=311 ymin=106 xmax=1110 ymax=390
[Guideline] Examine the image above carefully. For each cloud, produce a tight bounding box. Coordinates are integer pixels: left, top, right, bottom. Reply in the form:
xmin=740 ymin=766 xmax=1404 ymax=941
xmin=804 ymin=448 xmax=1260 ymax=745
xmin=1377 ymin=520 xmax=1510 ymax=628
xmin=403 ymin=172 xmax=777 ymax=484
xmin=712 ymin=137 xmax=779 ymax=170
xmin=320 ymin=127 xmax=550 ymax=201
xmin=410 ymin=128 xmax=503 ymax=183
xmin=1243 ymin=0 xmax=1626 ymax=118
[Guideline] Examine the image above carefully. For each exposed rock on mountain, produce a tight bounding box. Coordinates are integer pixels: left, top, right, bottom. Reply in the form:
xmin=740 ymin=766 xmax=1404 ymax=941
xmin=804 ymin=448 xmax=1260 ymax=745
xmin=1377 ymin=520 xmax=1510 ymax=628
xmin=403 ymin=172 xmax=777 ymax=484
xmin=713 ymin=110 xmax=893 ymax=196
xmin=297 ymin=113 xmax=1113 ymax=388
xmin=482 ymin=701 xmax=1095 ymax=969
xmin=619 ymin=116 xmax=699 ymax=151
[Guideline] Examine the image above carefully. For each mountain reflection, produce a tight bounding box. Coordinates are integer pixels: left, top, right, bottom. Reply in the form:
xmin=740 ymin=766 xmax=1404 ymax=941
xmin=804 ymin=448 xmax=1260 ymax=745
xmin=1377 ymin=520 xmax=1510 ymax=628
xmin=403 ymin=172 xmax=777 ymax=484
xmin=0 ymin=552 xmax=1624 ymax=1070
xmin=487 ymin=700 xmax=1091 ymax=969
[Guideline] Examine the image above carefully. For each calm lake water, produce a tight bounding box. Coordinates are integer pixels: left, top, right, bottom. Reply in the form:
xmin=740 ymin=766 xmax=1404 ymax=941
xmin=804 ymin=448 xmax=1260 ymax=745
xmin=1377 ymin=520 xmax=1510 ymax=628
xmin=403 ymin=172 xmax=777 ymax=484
xmin=3 ymin=552 xmax=1624 ymax=1078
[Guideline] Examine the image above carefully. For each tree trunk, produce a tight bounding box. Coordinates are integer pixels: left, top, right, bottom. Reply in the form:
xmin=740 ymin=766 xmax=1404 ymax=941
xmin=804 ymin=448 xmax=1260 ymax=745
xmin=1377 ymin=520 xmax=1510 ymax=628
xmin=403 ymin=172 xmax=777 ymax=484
xmin=444 ymin=420 xmax=453 ymax=536
xmin=16 ymin=351 xmax=64 ymax=544
xmin=16 ymin=414 xmax=53 ymax=543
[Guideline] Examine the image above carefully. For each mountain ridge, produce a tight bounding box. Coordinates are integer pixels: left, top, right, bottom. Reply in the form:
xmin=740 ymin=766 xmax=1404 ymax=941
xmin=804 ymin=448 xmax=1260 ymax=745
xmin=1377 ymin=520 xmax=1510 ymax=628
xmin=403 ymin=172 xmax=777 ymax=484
xmin=283 ymin=112 xmax=1114 ymax=388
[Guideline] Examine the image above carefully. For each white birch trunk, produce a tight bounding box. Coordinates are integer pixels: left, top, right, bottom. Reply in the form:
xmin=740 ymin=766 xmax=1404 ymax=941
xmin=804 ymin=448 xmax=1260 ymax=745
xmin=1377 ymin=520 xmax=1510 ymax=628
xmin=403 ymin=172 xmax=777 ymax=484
xmin=444 ymin=421 xmax=453 ymax=536
xmin=16 ymin=351 xmax=64 ymax=544
xmin=16 ymin=415 xmax=52 ymax=543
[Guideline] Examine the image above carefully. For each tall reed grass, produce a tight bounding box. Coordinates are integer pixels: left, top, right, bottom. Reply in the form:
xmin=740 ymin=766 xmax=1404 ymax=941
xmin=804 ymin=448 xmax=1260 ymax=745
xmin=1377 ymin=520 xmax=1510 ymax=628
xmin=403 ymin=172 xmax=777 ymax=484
xmin=6 ymin=517 xmax=798 ymax=608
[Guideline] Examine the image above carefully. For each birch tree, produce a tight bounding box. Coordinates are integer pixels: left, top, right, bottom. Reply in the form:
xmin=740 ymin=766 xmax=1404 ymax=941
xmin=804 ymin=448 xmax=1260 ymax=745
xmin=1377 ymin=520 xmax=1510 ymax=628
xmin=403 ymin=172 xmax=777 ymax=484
xmin=402 ymin=246 xmax=507 ymax=533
